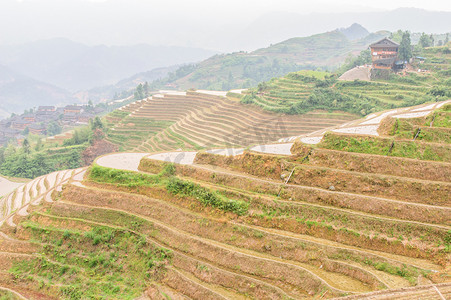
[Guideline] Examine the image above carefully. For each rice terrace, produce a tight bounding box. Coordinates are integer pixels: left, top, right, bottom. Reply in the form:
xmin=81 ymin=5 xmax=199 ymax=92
xmin=0 ymin=3 xmax=450 ymax=299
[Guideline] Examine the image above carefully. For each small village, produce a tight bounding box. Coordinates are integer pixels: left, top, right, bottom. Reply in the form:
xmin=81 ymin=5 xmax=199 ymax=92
xmin=0 ymin=104 xmax=106 ymax=146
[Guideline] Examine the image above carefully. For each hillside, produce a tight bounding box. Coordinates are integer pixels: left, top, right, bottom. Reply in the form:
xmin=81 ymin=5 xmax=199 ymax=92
xmin=150 ymin=28 xmax=388 ymax=91
xmin=0 ymin=101 xmax=449 ymax=298
xmin=104 ymin=90 xmax=357 ymax=152
xmin=240 ymin=45 xmax=451 ymax=117
xmin=85 ymin=65 xmax=180 ymax=102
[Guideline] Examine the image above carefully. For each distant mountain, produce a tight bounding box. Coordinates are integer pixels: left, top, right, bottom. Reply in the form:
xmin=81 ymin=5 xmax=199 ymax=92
xmin=0 ymin=38 xmax=218 ymax=92
xmin=0 ymin=65 xmax=75 ymax=118
xmin=339 ymin=23 xmax=370 ymax=40
xmin=219 ymin=8 xmax=451 ymax=51
xmin=82 ymin=65 xmax=180 ymax=102
xmin=150 ymin=28 xmax=388 ymax=91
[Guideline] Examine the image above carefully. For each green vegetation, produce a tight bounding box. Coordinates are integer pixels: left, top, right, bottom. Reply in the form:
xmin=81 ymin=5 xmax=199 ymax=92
xmin=89 ymin=164 xmax=163 ymax=188
xmin=166 ymin=177 xmax=249 ymax=215
xmin=0 ymin=290 xmax=19 ymax=300
xmin=318 ymin=132 xmax=450 ymax=162
xmin=339 ymin=50 xmax=372 ymax=74
xmin=149 ymin=31 xmax=387 ymax=91
xmin=398 ymin=31 xmax=412 ymax=61
xmin=386 ymin=107 xmax=451 ymax=143
xmin=241 ymin=71 xmax=431 ymax=116
xmin=89 ymin=164 xmax=248 ymax=215
xmin=133 ymin=82 xmax=151 ymax=100
xmin=241 ymin=45 xmax=451 ymax=116
xmin=0 ymin=117 xmax=107 ymax=178
xmin=105 ymin=110 xmax=174 ymax=151
xmin=10 ymin=221 xmax=170 ymax=299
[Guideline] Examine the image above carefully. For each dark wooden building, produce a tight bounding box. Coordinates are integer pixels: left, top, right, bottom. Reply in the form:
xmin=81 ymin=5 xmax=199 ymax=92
xmin=370 ymin=38 xmax=399 ymax=70
xmin=64 ymin=105 xmax=83 ymax=114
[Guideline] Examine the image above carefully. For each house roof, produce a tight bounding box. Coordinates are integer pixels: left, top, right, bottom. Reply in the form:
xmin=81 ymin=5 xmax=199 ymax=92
xmin=64 ymin=105 xmax=82 ymax=111
xmin=38 ymin=106 xmax=55 ymax=110
xmin=28 ymin=123 xmax=46 ymax=130
xmin=370 ymin=38 xmax=399 ymax=48
xmin=13 ymin=119 xmax=31 ymax=125
xmin=2 ymin=128 xmax=20 ymax=135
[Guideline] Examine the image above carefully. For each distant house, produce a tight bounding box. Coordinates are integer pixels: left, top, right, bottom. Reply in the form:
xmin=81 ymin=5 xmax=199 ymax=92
xmin=77 ymin=112 xmax=95 ymax=124
xmin=93 ymin=107 xmax=106 ymax=114
xmin=64 ymin=105 xmax=83 ymax=114
xmin=38 ymin=106 xmax=56 ymax=112
xmin=28 ymin=123 xmax=47 ymax=135
xmin=62 ymin=112 xmax=79 ymax=125
xmin=369 ymin=38 xmax=400 ymax=70
xmin=11 ymin=119 xmax=31 ymax=130
xmin=22 ymin=114 xmax=36 ymax=122
xmin=2 ymin=128 xmax=21 ymax=138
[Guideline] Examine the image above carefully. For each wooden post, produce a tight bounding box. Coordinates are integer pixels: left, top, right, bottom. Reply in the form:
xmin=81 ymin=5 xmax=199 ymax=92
xmin=277 ymin=167 xmax=296 ymax=197
xmin=413 ymin=128 xmax=421 ymax=141
xmin=430 ymin=114 xmax=437 ymax=127
xmin=387 ymin=141 xmax=395 ymax=155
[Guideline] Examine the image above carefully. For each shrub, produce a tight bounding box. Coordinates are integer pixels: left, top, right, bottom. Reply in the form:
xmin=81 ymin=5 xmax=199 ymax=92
xmin=166 ymin=177 xmax=249 ymax=215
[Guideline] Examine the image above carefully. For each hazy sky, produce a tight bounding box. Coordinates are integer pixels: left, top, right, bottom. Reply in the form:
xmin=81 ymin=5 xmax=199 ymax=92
xmin=1 ymin=0 xmax=451 ymax=50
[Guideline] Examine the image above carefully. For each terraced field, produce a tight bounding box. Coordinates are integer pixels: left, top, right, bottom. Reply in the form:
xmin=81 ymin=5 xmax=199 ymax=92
xmin=105 ymin=91 xmax=357 ymax=152
xmin=0 ymin=103 xmax=449 ymax=299
xmin=241 ymin=46 xmax=451 ymax=117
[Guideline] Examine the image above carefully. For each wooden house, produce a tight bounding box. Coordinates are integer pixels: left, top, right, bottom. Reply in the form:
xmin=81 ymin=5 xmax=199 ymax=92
xmin=64 ymin=105 xmax=83 ymax=114
xmin=28 ymin=123 xmax=46 ymax=135
xmin=23 ymin=114 xmax=36 ymax=122
xmin=369 ymin=38 xmax=399 ymax=70
xmin=11 ymin=119 xmax=31 ymax=130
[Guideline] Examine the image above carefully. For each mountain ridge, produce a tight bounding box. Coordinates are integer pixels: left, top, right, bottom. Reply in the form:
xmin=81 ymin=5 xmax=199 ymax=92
xmin=0 ymin=38 xmax=218 ymax=92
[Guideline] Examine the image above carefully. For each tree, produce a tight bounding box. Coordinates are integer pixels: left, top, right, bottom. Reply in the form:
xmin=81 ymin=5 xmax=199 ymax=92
xmin=143 ymin=82 xmax=150 ymax=97
xmin=90 ymin=116 xmax=104 ymax=131
xmin=0 ymin=147 xmax=5 ymax=164
xmin=35 ymin=138 xmax=43 ymax=151
xmin=429 ymin=34 xmax=435 ymax=47
xmin=445 ymin=33 xmax=449 ymax=45
xmin=47 ymin=121 xmax=62 ymax=136
xmin=22 ymin=138 xmax=30 ymax=155
xmin=134 ymin=83 xmax=145 ymax=100
xmin=390 ymin=30 xmax=404 ymax=43
xmin=398 ymin=31 xmax=412 ymax=61
xmin=419 ymin=33 xmax=433 ymax=48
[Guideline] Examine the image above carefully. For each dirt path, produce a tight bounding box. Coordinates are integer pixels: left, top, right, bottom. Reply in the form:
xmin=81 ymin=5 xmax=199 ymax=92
xmin=281 ymin=99 xmax=451 ymax=144
xmin=336 ymin=282 xmax=451 ymax=300
xmin=96 ymin=153 xmax=149 ymax=171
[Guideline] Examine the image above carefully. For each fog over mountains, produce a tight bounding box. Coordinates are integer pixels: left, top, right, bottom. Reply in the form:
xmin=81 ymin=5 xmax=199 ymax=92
xmin=0 ymin=39 xmax=217 ymax=92
xmin=1 ymin=0 xmax=450 ymax=52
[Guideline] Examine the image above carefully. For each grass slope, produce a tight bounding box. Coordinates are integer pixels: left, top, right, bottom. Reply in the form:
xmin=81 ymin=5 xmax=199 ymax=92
xmin=241 ymin=45 xmax=451 ymax=116
xmin=103 ymin=91 xmax=357 ymax=152
xmin=150 ymin=30 xmax=387 ymax=91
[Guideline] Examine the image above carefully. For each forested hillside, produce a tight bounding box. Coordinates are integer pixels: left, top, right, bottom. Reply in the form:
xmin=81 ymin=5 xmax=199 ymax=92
xmin=150 ymin=29 xmax=388 ymax=90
